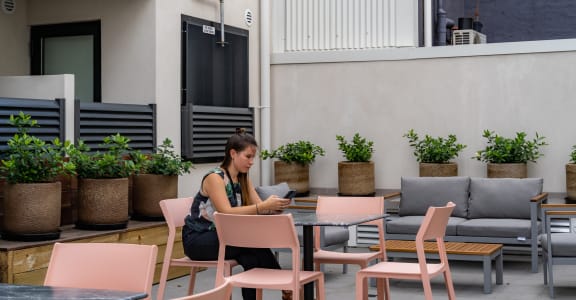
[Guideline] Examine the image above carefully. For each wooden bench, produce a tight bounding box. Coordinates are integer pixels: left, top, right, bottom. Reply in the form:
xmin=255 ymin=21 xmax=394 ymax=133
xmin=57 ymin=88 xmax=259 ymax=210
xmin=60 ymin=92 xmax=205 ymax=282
xmin=370 ymin=240 xmax=503 ymax=294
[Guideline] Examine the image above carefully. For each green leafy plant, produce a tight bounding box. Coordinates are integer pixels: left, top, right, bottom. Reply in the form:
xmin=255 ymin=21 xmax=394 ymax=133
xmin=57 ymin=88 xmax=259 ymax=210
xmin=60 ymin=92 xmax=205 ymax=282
xmin=70 ymin=133 xmax=138 ymax=179
xmin=569 ymin=145 xmax=576 ymax=164
xmin=403 ymin=129 xmax=466 ymax=163
xmin=261 ymin=140 xmax=325 ymax=166
xmin=0 ymin=112 xmax=75 ymax=183
xmin=336 ymin=133 xmax=374 ymax=162
xmin=131 ymin=138 xmax=193 ymax=176
xmin=474 ymin=130 xmax=548 ymax=163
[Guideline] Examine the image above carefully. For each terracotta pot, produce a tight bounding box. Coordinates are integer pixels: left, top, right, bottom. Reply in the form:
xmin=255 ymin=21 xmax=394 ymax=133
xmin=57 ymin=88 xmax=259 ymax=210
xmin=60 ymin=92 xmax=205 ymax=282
xmin=274 ymin=161 xmax=310 ymax=196
xmin=487 ymin=163 xmax=527 ymax=178
xmin=2 ymin=182 xmax=61 ymax=241
xmin=419 ymin=163 xmax=458 ymax=177
xmin=132 ymin=174 xmax=178 ymax=220
xmin=338 ymin=161 xmax=375 ymax=196
xmin=566 ymin=164 xmax=576 ymax=201
xmin=77 ymin=178 xmax=129 ymax=230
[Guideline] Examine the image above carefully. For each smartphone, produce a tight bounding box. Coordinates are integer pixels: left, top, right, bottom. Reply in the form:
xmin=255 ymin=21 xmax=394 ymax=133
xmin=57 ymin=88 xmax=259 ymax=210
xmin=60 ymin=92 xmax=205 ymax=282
xmin=283 ymin=190 xmax=297 ymax=199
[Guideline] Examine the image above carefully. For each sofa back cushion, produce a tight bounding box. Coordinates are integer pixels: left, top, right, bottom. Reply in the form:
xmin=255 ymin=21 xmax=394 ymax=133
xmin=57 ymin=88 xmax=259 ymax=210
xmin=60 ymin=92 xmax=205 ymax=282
xmin=468 ymin=177 xmax=543 ymax=219
xmin=399 ymin=176 xmax=470 ymax=218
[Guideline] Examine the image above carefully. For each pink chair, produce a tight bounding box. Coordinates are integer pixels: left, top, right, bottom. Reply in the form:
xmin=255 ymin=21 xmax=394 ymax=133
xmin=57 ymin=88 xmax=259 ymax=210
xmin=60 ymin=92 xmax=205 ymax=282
xmin=157 ymin=197 xmax=238 ymax=300
xmin=213 ymin=212 xmax=326 ymax=300
xmin=313 ymin=196 xmax=386 ymax=300
xmin=44 ymin=242 xmax=157 ymax=300
xmin=171 ymin=278 xmax=232 ymax=300
xmin=355 ymin=202 xmax=456 ymax=300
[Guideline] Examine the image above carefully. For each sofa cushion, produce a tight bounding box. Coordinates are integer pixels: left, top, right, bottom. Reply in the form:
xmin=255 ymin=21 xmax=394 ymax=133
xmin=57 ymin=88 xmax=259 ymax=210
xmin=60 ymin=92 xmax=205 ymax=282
xmin=386 ymin=216 xmax=466 ymax=236
xmin=540 ymin=233 xmax=576 ymax=256
xmin=256 ymin=182 xmax=291 ymax=201
xmin=468 ymin=177 xmax=543 ymax=219
xmin=457 ymin=218 xmax=536 ymax=239
xmin=399 ymin=176 xmax=470 ymax=218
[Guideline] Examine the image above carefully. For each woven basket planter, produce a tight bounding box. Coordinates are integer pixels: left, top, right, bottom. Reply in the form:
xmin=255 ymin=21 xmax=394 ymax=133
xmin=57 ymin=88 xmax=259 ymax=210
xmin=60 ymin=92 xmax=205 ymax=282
xmin=419 ymin=163 xmax=458 ymax=177
xmin=566 ymin=164 xmax=576 ymax=201
xmin=77 ymin=178 xmax=129 ymax=230
xmin=338 ymin=161 xmax=375 ymax=196
xmin=487 ymin=163 xmax=527 ymax=178
xmin=2 ymin=182 xmax=61 ymax=241
xmin=132 ymin=174 xmax=178 ymax=220
xmin=274 ymin=161 xmax=310 ymax=196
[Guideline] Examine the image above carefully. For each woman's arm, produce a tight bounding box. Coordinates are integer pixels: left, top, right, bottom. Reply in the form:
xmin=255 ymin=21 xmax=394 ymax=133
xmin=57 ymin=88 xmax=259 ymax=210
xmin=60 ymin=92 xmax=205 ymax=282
xmin=203 ymin=173 xmax=289 ymax=215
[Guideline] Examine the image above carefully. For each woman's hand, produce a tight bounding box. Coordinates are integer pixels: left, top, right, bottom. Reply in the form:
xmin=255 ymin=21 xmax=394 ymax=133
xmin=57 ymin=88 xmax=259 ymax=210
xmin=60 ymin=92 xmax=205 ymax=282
xmin=260 ymin=196 xmax=291 ymax=214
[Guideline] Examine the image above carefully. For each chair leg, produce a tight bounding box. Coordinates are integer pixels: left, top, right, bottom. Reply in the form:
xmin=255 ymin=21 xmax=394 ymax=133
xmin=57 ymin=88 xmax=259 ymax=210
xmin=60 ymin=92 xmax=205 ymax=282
xmin=355 ymin=274 xmax=366 ymax=300
xmin=256 ymin=288 xmax=263 ymax=300
xmin=376 ymin=278 xmax=388 ymax=300
xmin=422 ymin=278 xmax=434 ymax=300
xmin=548 ymin=263 xmax=555 ymax=298
xmin=443 ymin=269 xmax=456 ymax=300
xmin=188 ymin=267 xmax=198 ymax=295
xmin=543 ymin=254 xmax=548 ymax=285
xmin=316 ymin=277 xmax=326 ymax=300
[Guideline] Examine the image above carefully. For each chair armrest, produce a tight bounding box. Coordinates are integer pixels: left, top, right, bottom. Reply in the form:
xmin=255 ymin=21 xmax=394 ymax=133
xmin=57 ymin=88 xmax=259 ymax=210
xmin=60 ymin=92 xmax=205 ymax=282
xmin=531 ymin=192 xmax=548 ymax=203
xmin=383 ymin=192 xmax=401 ymax=200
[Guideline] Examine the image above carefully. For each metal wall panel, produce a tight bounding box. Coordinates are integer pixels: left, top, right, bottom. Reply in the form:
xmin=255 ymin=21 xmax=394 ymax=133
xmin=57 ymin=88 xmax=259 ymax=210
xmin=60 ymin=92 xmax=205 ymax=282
xmin=75 ymin=101 xmax=156 ymax=153
xmin=0 ymin=97 xmax=65 ymax=154
xmin=181 ymin=104 xmax=254 ymax=163
xmin=284 ymin=0 xmax=402 ymax=51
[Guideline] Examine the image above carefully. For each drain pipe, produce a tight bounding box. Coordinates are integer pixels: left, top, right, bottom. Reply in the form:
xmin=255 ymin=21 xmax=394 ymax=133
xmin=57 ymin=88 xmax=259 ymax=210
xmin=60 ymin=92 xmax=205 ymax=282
xmin=424 ymin=0 xmax=433 ymax=47
xmin=217 ymin=0 xmax=227 ymax=46
xmin=260 ymin=0 xmax=271 ymax=186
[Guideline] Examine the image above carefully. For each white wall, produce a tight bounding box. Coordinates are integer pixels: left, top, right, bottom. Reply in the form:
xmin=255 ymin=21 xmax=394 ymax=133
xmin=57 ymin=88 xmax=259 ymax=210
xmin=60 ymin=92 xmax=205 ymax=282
xmin=0 ymin=75 xmax=75 ymax=141
xmin=270 ymin=46 xmax=576 ymax=193
xmin=0 ymin=0 xmax=29 ymax=75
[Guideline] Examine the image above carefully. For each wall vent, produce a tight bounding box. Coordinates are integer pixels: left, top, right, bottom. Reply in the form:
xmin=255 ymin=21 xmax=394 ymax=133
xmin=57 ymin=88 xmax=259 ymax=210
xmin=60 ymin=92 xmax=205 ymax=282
xmin=2 ymin=0 xmax=15 ymax=14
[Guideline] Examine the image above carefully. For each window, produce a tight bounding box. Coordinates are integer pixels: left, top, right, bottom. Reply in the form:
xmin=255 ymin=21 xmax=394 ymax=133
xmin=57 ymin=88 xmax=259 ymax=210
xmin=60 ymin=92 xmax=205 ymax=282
xmin=30 ymin=21 xmax=101 ymax=102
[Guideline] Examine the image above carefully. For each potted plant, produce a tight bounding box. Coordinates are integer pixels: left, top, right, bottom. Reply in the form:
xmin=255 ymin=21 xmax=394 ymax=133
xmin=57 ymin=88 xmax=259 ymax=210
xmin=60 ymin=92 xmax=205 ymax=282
xmin=260 ymin=140 xmax=325 ymax=196
xmin=0 ymin=112 xmax=75 ymax=241
xmin=404 ymin=129 xmax=466 ymax=177
xmin=69 ymin=133 xmax=138 ymax=230
xmin=474 ymin=130 xmax=547 ymax=178
xmin=336 ymin=133 xmax=375 ymax=195
xmin=130 ymin=138 xmax=193 ymax=220
xmin=566 ymin=145 xmax=576 ymax=201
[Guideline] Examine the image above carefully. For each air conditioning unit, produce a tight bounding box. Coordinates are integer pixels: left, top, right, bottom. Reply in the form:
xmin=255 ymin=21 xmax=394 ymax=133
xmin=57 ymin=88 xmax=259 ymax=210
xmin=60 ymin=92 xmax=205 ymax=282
xmin=452 ymin=29 xmax=486 ymax=45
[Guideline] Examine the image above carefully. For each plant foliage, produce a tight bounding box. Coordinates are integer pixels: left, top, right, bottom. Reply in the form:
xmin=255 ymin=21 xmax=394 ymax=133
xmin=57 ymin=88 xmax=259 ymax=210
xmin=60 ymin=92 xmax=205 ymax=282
xmin=0 ymin=112 xmax=75 ymax=183
xmin=474 ymin=130 xmax=548 ymax=163
xmin=336 ymin=133 xmax=374 ymax=162
xmin=131 ymin=138 xmax=193 ymax=176
xmin=403 ymin=129 xmax=466 ymax=163
xmin=570 ymin=145 xmax=576 ymax=164
xmin=70 ymin=133 xmax=137 ymax=179
xmin=260 ymin=140 xmax=325 ymax=166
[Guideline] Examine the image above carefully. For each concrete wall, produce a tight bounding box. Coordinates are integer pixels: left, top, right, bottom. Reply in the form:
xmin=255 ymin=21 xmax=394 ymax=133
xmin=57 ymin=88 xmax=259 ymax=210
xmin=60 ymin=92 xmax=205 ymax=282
xmin=0 ymin=0 xmax=29 ymax=75
xmin=270 ymin=47 xmax=576 ymax=193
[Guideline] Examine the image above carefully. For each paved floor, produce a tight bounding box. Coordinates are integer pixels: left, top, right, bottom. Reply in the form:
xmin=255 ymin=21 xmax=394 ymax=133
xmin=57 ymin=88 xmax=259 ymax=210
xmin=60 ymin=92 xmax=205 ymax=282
xmin=152 ymin=247 xmax=576 ymax=300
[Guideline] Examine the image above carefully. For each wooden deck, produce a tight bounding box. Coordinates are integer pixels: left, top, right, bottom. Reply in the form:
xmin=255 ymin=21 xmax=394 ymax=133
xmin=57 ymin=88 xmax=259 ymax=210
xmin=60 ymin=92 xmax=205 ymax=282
xmin=0 ymin=220 xmax=189 ymax=285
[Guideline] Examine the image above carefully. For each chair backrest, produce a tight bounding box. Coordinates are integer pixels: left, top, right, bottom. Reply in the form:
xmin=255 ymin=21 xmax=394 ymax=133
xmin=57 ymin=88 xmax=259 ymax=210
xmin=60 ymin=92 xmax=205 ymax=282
xmin=172 ymin=278 xmax=232 ymax=300
xmin=416 ymin=201 xmax=456 ymax=242
xmin=160 ymin=197 xmax=194 ymax=232
xmin=213 ymin=213 xmax=300 ymax=285
xmin=44 ymin=242 xmax=157 ymax=299
xmin=315 ymin=196 xmax=385 ymax=249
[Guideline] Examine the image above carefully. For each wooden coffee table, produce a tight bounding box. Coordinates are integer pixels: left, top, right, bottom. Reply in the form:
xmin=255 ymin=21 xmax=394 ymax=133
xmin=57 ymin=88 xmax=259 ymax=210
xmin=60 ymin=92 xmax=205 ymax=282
xmin=370 ymin=240 xmax=503 ymax=294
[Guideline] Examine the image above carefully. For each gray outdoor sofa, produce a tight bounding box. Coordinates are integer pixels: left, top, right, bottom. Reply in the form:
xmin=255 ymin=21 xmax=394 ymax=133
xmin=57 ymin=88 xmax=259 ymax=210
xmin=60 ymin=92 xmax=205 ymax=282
xmin=384 ymin=176 xmax=548 ymax=273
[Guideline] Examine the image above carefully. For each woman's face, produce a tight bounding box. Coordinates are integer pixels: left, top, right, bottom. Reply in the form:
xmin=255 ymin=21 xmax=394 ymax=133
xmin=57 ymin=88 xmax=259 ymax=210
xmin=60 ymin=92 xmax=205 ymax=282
xmin=231 ymin=145 xmax=257 ymax=173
